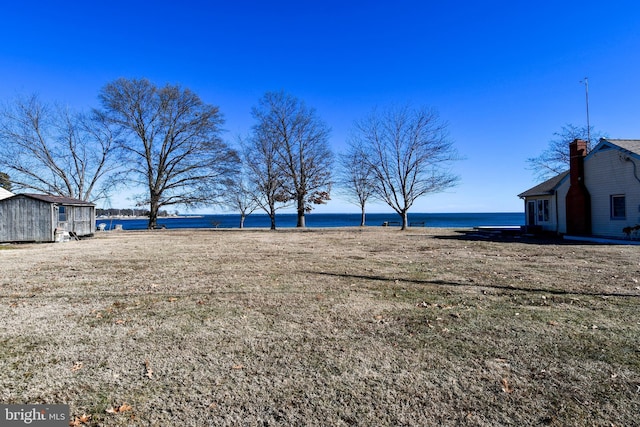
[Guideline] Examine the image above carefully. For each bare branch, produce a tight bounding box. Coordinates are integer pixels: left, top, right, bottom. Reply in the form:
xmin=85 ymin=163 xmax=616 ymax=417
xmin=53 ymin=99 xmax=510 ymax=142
xmin=0 ymin=94 xmax=120 ymax=202
xmin=251 ymin=91 xmax=333 ymax=227
xmin=97 ymin=78 xmax=238 ymax=228
xmin=527 ymin=124 xmax=607 ymax=182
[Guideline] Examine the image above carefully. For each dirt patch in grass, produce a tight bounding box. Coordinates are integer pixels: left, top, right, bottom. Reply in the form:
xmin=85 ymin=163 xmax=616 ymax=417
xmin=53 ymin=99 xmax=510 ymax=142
xmin=1 ymin=228 xmax=639 ymax=426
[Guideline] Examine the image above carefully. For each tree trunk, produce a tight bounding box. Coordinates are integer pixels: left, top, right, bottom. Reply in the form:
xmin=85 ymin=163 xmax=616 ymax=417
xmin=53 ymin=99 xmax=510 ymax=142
xmin=239 ymin=214 xmax=245 ymax=229
xmin=297 ymin=210 xmax=305 ymax=228
xmin=269 ymin=202 xmax=277 ymax=230
xmin=148 ymin=197 xmax=159 ymax=229
xmin=400 ymin=210 xmax=408 ymax=230
xmin=360 ymin=205 xmax=366 ymax=227
xmin=297 ymin=197 xmax=306 ymax=227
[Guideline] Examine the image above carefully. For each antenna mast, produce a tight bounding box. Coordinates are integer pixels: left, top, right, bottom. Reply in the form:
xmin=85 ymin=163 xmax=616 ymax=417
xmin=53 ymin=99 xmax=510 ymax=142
xmin=582 ymin=77 xmax=591 ymax=147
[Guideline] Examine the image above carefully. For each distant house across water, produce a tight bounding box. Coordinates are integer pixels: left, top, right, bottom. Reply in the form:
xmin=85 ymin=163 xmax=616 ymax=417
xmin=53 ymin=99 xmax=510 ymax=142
xmin=519 ymin=138 xmax=640 ymax=239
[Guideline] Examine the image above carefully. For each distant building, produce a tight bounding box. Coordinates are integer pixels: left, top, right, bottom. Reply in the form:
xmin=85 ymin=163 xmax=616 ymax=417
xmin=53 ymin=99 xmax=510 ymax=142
xmin=0 ymin=194 xmax=95 ymax=243
xmin=0 ymin=187 xmax=13 ymax=200
xmin=519 ymin=139 xmax=640 ymax=239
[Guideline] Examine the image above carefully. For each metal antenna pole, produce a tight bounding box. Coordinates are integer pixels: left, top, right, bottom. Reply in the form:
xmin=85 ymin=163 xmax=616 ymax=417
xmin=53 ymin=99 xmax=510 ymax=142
xmin=582 ymin=77 xmax=591 ymax=147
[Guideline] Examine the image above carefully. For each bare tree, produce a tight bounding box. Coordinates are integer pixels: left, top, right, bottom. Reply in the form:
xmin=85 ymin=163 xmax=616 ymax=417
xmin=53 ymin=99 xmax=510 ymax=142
xmin=253 ymin=91 xmax=333 ymax=227
xmin=527 ymin=124 xmax=606 ymax=181
xmin=0 ymin=95 xmax=119 ymax=201
xmin=353 ymin=105 xmax=459 ymax=230
xmin=336 ymin=140 xmax=376 ymax=226
xmin=98 ymin=78 xmax=239 ymax=229
xmin=241 ymin=128 xmax=290 ymax=230
xmin=221 ymin=163 xmax=259 ymax=228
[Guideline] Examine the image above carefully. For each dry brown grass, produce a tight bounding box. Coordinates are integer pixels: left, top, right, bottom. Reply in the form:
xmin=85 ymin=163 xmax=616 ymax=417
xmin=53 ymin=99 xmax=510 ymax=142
xmin=0 ymin=228 xmax=639 ymax=426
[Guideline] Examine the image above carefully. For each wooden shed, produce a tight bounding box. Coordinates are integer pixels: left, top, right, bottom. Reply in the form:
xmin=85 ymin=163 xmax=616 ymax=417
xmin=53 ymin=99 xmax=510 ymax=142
xmin=0 ymin=194 xmax=95 ymax=243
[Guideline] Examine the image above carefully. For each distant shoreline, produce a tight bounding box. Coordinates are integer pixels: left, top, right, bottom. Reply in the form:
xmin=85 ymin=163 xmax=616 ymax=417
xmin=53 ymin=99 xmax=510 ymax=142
xmin=95 ymin=212 xmax=525 ymax=230
xmin=96 ymin=215 xmax=204 ymax=220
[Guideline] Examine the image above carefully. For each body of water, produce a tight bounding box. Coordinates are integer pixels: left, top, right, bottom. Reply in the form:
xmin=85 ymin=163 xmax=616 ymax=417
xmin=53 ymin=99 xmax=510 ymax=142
xmin=96 ymin=212 xmax=524 ymax=231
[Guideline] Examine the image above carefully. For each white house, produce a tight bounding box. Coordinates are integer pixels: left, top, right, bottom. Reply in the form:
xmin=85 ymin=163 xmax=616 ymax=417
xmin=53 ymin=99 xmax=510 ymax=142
xmin=0 ymin=188 xmax=13 ymax=200
xmin=519 ymin=138 xmax=640 ymax=239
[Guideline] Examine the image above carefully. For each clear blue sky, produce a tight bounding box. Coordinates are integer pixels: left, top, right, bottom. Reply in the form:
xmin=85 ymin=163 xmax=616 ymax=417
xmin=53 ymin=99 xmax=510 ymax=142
xmin=2 ymin=1 xmax=639 ymax=213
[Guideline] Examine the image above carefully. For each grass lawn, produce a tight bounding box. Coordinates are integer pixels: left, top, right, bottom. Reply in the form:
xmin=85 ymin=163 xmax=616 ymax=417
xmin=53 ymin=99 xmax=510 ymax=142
xmin=0 ymin=228 xmax=638 ymax=426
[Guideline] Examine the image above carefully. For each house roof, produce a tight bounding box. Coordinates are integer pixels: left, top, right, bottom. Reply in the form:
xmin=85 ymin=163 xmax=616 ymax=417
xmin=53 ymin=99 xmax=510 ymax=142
xmin=518 ymin=171 xmax=569 ymax=198
xmin=7 ymin=193 xmax=95 ymax=206
xmin=519 ymin=138 xmax=640 ymax=199
xmin=591 ymin=139 xmax=640 ymax=158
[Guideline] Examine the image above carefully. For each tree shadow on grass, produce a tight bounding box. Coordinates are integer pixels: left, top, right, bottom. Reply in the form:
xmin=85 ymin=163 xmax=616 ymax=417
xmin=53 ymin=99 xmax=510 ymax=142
xmin=311 ymin=271 xmax=640 ymax=299
xmin=432 ymin=231 xmax=581 ymax=245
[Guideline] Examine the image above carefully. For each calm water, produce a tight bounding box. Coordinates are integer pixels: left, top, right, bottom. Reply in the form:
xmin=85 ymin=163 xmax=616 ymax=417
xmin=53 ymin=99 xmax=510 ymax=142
xmin=96 ymin=212 xmax=524 ymax=231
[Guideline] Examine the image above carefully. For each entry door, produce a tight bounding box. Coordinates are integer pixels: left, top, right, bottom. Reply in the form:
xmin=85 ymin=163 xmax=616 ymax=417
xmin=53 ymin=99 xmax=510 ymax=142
xmin=527 ymin=201 xmax=536 ymax=225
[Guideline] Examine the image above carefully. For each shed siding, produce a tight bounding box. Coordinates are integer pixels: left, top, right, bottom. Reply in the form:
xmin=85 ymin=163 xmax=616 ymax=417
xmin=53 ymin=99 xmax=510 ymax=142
xmin=585 ymin=149 xmax=640 ymax=238
xmin=58 ymin=205 xmax=95 ymax=236
xmin=0 ymin=196 xmax=54 ymax=242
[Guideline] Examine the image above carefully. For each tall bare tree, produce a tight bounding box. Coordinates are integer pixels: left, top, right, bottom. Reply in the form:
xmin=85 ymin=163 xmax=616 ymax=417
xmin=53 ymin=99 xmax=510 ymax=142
xmin=241 ymin=127 xmax=290 ymax=230
xmin=0 ymin=95 xmax=119 ymax=201
xmin=98 ymin=78 xmax=239 ymax=228
xmin=252 ymin=91 xmax=333 ymax=227
xmin=353 ymin=105 xmax=459 ymax=230
xmin=336 ymin=140 xmax=376 ymax=226
xmin=527 ymin=124 xmax=606 ymax=181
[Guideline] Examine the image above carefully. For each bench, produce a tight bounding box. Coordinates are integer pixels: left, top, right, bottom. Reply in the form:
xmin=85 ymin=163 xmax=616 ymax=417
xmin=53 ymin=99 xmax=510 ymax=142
xmin=382 ymin=221 xmax=401 ymax=227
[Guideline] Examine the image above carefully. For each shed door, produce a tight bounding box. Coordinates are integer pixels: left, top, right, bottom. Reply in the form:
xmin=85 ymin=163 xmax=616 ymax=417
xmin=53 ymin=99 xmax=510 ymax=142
xmin=56 ymin=205 xmax=69 ymax=231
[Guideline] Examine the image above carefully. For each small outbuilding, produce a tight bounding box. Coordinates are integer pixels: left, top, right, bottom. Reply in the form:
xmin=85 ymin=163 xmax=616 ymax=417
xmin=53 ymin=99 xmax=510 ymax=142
xmin=0 ymin=193 xmax=96 ymax=243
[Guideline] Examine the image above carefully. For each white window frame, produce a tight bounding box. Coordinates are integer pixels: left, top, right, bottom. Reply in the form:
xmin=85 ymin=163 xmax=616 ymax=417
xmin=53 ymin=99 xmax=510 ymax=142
xmin=610 ymin=195 xmax=626 ymax=220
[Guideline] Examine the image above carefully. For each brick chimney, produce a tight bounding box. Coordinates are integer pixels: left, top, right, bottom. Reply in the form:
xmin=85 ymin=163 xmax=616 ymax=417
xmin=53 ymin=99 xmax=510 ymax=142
xmin=565 ymin=139 xmax=591 ymax=235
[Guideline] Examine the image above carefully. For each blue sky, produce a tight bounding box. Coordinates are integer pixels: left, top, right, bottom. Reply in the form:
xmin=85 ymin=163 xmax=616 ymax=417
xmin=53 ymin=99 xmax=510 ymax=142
xmin=2 ymin=1 xmax=639 ymax=213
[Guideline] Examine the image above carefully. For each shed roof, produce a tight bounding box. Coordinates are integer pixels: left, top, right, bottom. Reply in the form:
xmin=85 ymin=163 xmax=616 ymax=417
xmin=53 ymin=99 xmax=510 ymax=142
xmin=518 ymin=171 xmax=569 ymax=198
xmin=6 ymin=193 xmax=95 ymax=206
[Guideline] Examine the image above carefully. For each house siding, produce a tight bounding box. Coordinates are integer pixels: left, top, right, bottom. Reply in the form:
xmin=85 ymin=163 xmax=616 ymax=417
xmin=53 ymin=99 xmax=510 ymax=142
xmin=585 ymin=149 xmax=640 ymax=238
xmin=525 ymin=195 xmax=559 ymax=232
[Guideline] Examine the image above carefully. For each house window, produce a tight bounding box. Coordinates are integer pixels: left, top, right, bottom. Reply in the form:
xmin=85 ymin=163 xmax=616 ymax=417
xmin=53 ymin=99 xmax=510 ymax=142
xmin=610 ymin=195 xmax=626 ymax=220
xmin=536 ymin=199 xmax=549 ymax=222
xmin=537 ymin=201 xmax=542 ymax=222
xmin=58 ymin=206 xmax=67 ymax=222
